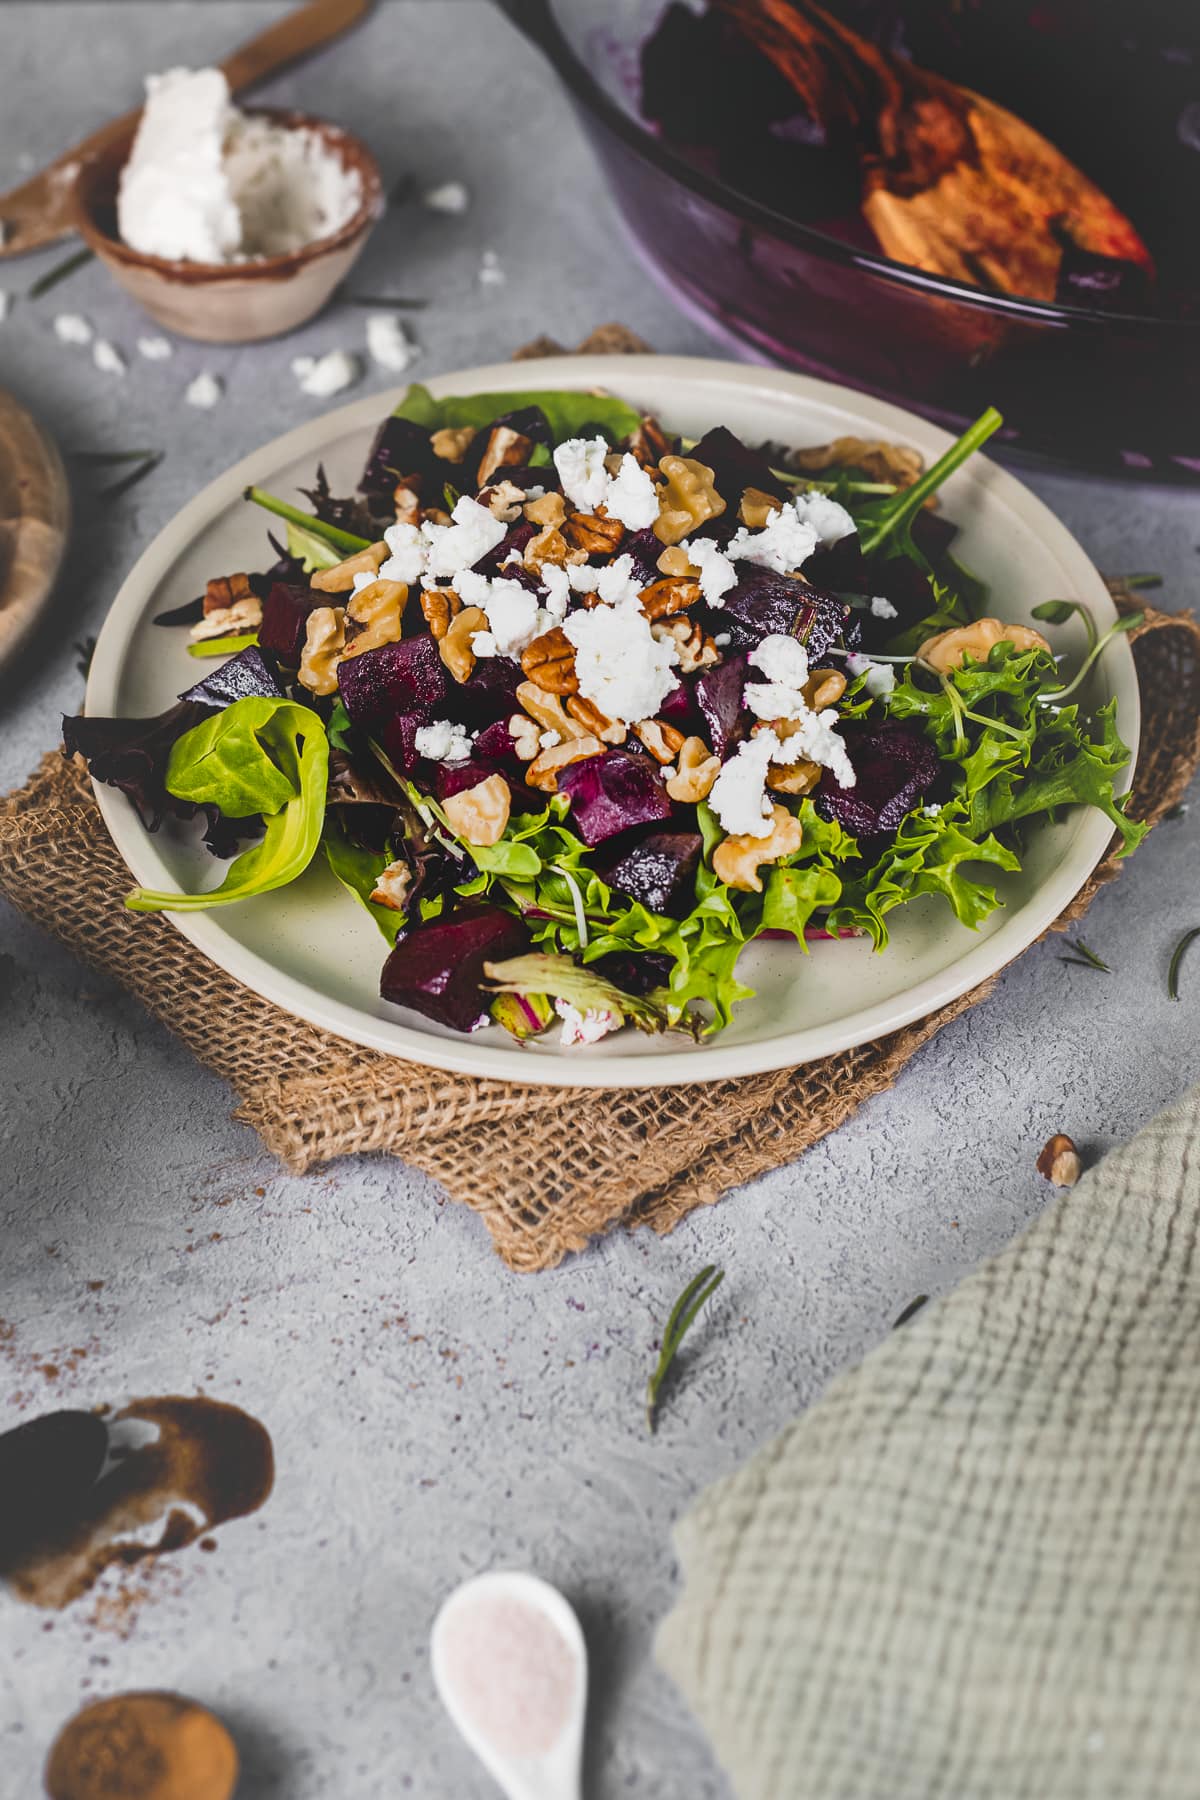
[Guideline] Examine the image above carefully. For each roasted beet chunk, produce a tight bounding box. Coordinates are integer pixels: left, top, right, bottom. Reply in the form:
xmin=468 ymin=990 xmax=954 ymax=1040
xmin=380 ymin=904 xmax=529 ymax=1033
xmin=689 ymin=424 xmax=790 ymax=504
xmin=717 ymin=568 xmax=846 ymax=660
xmin=258 ymin=582 xmax=324 ymax=667
xmin=179 ymin=646 xmax=284 ymax=709
xmin=447 ymin=654 xmax=523 ymax=729
xmin=557 ymin=750 xmax=673 ymax=847
xmin=359 ymin=414 xmax=461 ymax=500
xmin=695 ymin=653 xmax=747 ymax=761
xmin=816 ymin=724 xmax=939 ymax=839
xmin=337 ymin=637 xmax=448 ymax=730
xmin=601 ymin=831 xmax=702 ymax=917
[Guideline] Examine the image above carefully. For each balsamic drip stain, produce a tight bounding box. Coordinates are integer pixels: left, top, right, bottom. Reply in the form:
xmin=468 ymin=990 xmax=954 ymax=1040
xmin=0 ymin=1396 xmax=274 ymax=1609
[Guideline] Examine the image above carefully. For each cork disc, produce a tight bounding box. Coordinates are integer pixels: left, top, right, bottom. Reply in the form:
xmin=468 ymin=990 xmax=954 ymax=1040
xmin=0 ymin=388 xmax=70 ymax=673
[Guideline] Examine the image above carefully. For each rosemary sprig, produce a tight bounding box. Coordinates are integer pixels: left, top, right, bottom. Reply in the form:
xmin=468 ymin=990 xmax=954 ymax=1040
xmin=1168 ymin=928 xmax=1200 ymax=1001
xmin=892 ymin=1294 xmax=929 ymax=1329
xmin=646 ymin=1264 xmax=724 ymax=1433
xmin=71 ymin=448 xmax=161 ymax=465
xmin=1059 ymin=937 xmax=1110 ymax=973
xmin=28 ymin=246 xmax=94 ymax=299
xmin=98 ymin=453 xmax=162 ymax=499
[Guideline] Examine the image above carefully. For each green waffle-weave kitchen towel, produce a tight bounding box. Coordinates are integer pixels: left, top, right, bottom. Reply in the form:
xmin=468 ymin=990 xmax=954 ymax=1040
xmin=657 ymin=1084 xmax=1200 ymax=1799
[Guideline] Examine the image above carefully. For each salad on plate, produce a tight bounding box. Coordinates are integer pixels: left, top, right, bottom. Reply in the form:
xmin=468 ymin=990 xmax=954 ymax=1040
xmin=66 ymin=385 xmax=1144 ymax=1048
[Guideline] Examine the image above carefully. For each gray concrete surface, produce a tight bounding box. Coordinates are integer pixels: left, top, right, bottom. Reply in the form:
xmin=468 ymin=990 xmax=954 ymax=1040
xmin=1 ymin=5 xmax=1198 ymax=1795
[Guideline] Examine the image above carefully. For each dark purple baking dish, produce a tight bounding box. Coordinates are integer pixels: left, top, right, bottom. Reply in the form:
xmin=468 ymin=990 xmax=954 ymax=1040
xmin=497 ymin=0 xmax=1200 ymax=479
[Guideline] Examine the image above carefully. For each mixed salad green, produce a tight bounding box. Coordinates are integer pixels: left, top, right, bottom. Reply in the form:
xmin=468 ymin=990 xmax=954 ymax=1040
xmin=65 ymin=386 xmax=1144 ymax=1046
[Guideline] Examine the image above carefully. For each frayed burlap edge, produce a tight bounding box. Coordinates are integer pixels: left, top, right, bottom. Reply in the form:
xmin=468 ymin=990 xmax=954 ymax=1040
xmin=2 ymin=577 xmax=1196 ymax=1267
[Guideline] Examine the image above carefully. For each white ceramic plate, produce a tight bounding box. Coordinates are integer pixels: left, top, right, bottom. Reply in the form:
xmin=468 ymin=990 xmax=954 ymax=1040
xmin=86 ymin=355 xmax=1138 ymax=1086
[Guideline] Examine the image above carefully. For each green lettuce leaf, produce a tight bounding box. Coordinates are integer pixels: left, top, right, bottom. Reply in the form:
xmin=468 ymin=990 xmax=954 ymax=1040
xmin=322 ymin=818 xmax=405 ymax=945
xmin=392 ymin=383 xmax=642 ymax=446
xmin=286 ymin=519 xmax=344 ymax=574
xmin=126 ymin=697 xmax=328 ymax=913
xmin=828 ymin=802 xmax=1020 ymax=950
xmin=483 ymin=952 xmax=678 ymax=1035
xmin=185 ymin=631 xmax=260 ymax=659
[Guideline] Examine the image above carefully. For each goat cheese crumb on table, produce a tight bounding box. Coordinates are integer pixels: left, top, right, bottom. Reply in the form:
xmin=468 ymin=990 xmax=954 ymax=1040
xmin=366 ymin=313 xmax=418 ymax=373
xmin=0 ymin=292 xmax=9 ymax=323
xmin=185 ymin=372 xmax=223 ymax=409
xmin=478 ymin=249 xmax=506 ymax=287
xmin=292 ymin=350 xmax=361 ymax=398
xmin=137 ymin=335 xmax=173 ymax=360
xmin=92 ymin=339 xmax=127 ymax=376
xmin=54 ymin=313 xmax=92 ymax=345
xmin=423 ymin=180 xmax=470 ymax=214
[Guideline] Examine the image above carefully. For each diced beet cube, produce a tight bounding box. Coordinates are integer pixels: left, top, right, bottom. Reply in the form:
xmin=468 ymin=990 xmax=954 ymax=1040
xmin=258 ymin=582 xmax=324 ymax=667
xmin=473 ymin=717 xmax=521 ymax=763
xmin=695 ymin=654 xmax=748 ymax=761
xmin=689 ymin=424 xmax=791 ymax=503
xmin=433 ymin=756 xmax=505 ymax=802
xmin=337 ymin=636 xmax=448 ymax=730
xmin=448 ymin=654 xmax=524 ymax=729
xmin=380 ymin=712 xmax=423 ymax=774
xmin=601 ymin=831 xmax=702 ymax=917
xmin=557 ymin=749 xmax=672 ymax=847
xmin=473 ymin=521 xmax=537 ymax=579
xmin=718 ymin=569 xmax=846 ymax=659
xmin=380 ymin=904 xmax=529 ymax=1033
xmin=816 ymin=724 xmax=939 ymax=839
xmin=658 ymin=680 xmax=696 ymax=734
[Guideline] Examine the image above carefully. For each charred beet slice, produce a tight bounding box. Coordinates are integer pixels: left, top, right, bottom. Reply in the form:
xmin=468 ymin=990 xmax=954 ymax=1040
xmin=717 ymin=569 xmax=847 ymax=660
xmin=337 ymin=636 xmax=448 ymax=731
xmin=601 ymin=831 xmax=702 ymax=917
xmin=816 ymin=724 xmax=939 ymax=839
xmin=557 ymin=749 xmax=673 ymax=847
xmin=695 ymin=653 xmax=747 ymax=761
xmin=258 ymin=582 xmax=325 ymax=667
xmin=179 ymin=645 xmax=284 ymax=709
xmin=380 ymin=904 xmax=529 ymax=1033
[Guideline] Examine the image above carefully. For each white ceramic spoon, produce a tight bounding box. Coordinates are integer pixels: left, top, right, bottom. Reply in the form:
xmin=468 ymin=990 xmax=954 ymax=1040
xmin=431 ymin=1571 xmax=587 ymax=1800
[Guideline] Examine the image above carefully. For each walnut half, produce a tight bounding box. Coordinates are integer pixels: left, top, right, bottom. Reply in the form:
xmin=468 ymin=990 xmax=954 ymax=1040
xmin=712 ymin=805 xmax=805 ymax=892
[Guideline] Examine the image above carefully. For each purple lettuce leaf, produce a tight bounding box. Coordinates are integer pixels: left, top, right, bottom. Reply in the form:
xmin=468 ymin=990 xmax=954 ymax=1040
xmin=380 ymin=904 xmax=530 ymax=1033
xmin=557 ymin=749 xmax=673 ymax=847
xmin=179 ymin=646 xmax=285 ymax=710
xmin=62 ymin=700 xmax=213 ymax=832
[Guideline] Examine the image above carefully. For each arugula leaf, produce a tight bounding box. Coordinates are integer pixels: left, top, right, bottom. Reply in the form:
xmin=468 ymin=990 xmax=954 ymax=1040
xmin=285 ymin=518 xmax=344 ymax=574
xmin=828 ymin=802 xmax=1020 ymax=949
xmin=327 ymin=701 xmax=355 ymax=753
xmin=322 ymin=818 xmax=405 ymax=945
xmin=391 ymin=383 xmax=642 ymax=445
xmin=756 ymin=802 xmax=858 ymax=945
xmin=125 ymin=698 xmax=328 ymax=913
xmin=966 ymin=697 xmax=1146 ymax=856
xmin=854 ymin=408 xmax=1003 ymax=569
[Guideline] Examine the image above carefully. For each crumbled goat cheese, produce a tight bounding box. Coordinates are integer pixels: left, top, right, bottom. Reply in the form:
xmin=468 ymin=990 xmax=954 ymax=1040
xmin=791 ymin=489 xmax=856 ymax=546
xmin=423 ymin=181 xmax=470 ymax=214
xmin=708 ymin=732 xmax=779 ymax=838
xmin=185 ymin=371 xmax=223 ymax=409
xmin=137 ymin=335 xmax=173 ymax=360
xmin=457 ymin=571 xmax=544 ymax=659
xmin=422 ymin=495 xmax=507 ymax=579
xmin=117 ymin=67 xmax=362 ymax=263
xmin=565 ymin=554 xmax=643 ymax=609
xmin=845 ymin=651 xmax=896 ymax=700
xmin=292 ymin=350 xmax=361 ymax=397
xmin=414 ymin=719 xmax=472 ymax=763
xmin=727 ymin=502 xmax=819 ymax=575
xmin=680 ymin=536 xmax=738 ymax=607
xmin=375 ymin=521 xmax=427 ymax=587
xmin=478 ymin=249 xmax=506 ymax=287
xmin=603 ymin=454 xmax=660 ymax=530
xmin=555 ymin=1000 xmax=622 ymax=1047
xmin=562 ymin=596 xmax=679 ymax=725
xmin=870 ymin=594 xmax=898 ymax=619
xmin=539 ymin=563 xmax=571 ymax=621
xmin=742 ymin=633 xmax=857 ymax=789
xmin=366 ymin=313 xmax=418 ymax=373
xmin=0 ymin=292 xmax=9 ymax=322
xmin=923 ymin=802 xmax=942 ymax=818
xmin=54 ymin=313 xmax=92 ymax=345
xmin=713 ymin=631 xmax=732 ymax=648
xmin=554 ymin=436 xmax=610 ymax=513
xmin=92 ymin=339 xmax=127 ymax=376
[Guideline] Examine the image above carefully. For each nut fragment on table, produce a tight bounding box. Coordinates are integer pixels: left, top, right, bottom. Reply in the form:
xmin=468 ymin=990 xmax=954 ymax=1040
xmin=1036 ymin=1133 xmax=1082 ymax=1187
xmin=311 ymin=541 xmax=388 ymax=593
xmin=442 ymin=774 xmax=511 ymax=846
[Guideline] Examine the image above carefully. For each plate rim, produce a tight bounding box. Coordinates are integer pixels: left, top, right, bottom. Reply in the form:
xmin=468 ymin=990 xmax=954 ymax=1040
xmin=86 ymin=353 xmax=1139 ymax=1088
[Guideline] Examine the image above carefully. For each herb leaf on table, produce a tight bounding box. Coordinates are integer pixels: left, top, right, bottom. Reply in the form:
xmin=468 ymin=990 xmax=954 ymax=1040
xmin=646 ymin=1266 xmax=726 ymax=1433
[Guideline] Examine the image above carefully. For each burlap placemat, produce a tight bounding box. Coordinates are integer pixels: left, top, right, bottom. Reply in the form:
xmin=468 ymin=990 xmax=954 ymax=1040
xmin=2 ymin=595 xmax=1195 ymax=1269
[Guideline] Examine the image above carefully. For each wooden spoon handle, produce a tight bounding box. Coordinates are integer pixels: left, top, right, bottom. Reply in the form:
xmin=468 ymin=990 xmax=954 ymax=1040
xmin=0 ymin=0 xmax=373 ymax=259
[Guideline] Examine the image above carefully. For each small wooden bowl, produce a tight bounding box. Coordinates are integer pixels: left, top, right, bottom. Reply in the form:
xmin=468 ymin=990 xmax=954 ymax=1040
xmin=70 ymin=108 xmax=384 ymax=344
